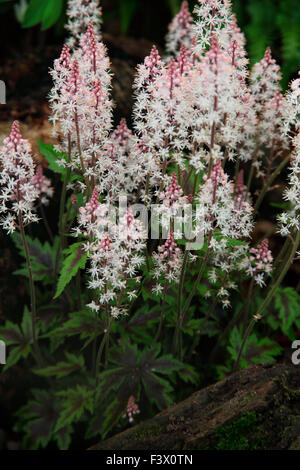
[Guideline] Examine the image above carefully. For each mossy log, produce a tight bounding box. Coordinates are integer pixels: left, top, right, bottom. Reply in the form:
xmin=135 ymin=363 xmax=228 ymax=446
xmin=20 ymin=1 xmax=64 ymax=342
xmin=91 ymin=363 xmax=300 ymax=450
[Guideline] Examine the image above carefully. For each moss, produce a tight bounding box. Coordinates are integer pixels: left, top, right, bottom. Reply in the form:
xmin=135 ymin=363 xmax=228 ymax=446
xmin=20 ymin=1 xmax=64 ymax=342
xmin=133 ymin=423 xmax=164 ymax=440
xmin=214 ymin=408 xmax=292 ymax=450
xmin=215 ymin=412 xmax=259 ymax=450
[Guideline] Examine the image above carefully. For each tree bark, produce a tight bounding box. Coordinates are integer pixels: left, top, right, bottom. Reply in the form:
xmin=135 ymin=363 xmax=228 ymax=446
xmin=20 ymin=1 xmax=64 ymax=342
xmin=91 ymin=363 xmax=300 ymax=450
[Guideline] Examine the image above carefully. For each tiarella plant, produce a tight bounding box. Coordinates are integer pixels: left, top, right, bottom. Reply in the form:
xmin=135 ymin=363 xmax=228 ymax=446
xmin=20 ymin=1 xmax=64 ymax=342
xmin=1 ymin=0 xmax=300 ymax=449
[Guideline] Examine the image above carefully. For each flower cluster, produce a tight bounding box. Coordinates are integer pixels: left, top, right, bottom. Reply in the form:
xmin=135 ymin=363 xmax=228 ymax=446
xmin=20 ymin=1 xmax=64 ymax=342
xmin=250 ymin=48 xmax=281 ymax=115
xmin=134 ymin=49 xmax=194 ymax=174
xmin=152 ymin=232 xmax=183 ymax=294
xmin=165 ymin=1 xmax=194 ymax=57
xmin=96 ymin=119 xmax=143 ymax=201
xmin=44 ymin=0 xmax=300 ymax=317
xmin=193 ymin=0 xmax=234 ymax=54
xmin=207 ymin=242 xmax=249 ymax=308
xmin=0 ymin=121 xmax=40 ymax=233
xmin=123 ymin=395 xmax=140 ymax=424
xmin=282 ymin=72 xmax=300 ymax=137
xmin=195 ymin=160 xmax=253 ymax=240
xmin=247 ymin=239 xmax=273 ymax=287
xmin=158 ymin=173 xmax=188 ymax=216
xmin=188 ymin=35 xmax=255 ymax=168
xmin=31 ymin=165 xmax=54 ymax=206
xmin=65 ymin=0 xmax=102 ymax=48
xmin=76 ymin=191 xmax=146 ymax=316
xmin=278 ymin=131 xmax=300 ymax=236
xmin=49 ymin=23 xmax=112 ymax=183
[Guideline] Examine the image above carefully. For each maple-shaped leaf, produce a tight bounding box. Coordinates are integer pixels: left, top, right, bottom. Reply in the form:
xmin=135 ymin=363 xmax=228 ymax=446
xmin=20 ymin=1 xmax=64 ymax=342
xmin=95 ymin=343 xmax=193 ymax=437
xmin=0 ymin=306 xmax=37 ymax=371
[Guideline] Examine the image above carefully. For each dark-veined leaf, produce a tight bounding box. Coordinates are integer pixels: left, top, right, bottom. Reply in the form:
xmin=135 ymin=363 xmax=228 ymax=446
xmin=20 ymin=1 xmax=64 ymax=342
xmin=54 ymin=385 xmax=94 ymax=432
xmin=34 ymin=352 xmax=85 ymax=378
xmin=45 ymin=309 xmax=103 ymax=346
xmin=14 ymin=389 xmax=73 ymax=449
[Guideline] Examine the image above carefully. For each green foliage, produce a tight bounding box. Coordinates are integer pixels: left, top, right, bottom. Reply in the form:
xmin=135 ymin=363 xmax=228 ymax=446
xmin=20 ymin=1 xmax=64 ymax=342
xmin=22 ymin=0 xmax=64 ymax=30
xmin=118 ymin=306 xmax=160 ymax=345
xmin=167 ymin=0 xmax=182 ymax=16
xmin=54 ymin=242 xmax=87 ymax=299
